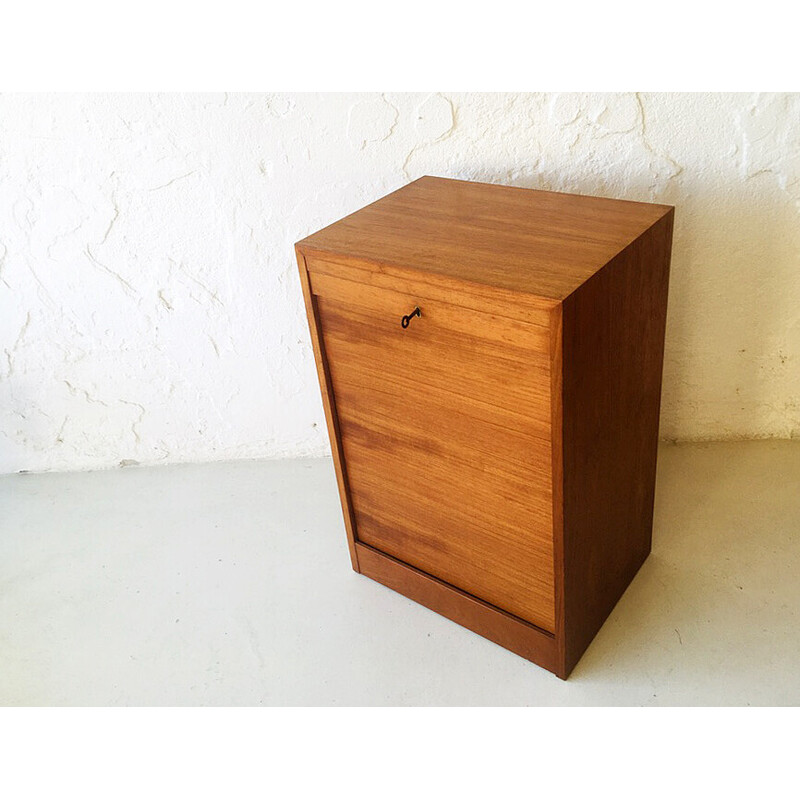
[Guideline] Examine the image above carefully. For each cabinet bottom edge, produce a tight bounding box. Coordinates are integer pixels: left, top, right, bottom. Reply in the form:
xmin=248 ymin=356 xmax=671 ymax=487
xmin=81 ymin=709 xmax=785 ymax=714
xmin=354 ymin=542 xmax=567 ymax=679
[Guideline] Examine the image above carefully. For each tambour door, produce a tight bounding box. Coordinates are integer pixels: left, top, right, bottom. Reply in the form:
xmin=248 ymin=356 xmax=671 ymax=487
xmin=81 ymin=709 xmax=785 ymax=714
xmin=308 ymin=264 xmax=557 ymax=633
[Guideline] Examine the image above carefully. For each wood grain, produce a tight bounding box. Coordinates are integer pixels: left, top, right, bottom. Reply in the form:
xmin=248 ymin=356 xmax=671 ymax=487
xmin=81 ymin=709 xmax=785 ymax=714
xmin=549 ymin=303 xmax=567 ymax=669
xmin=296 ymin=176 xmax=674 ymax=679
xmin=312 ymin=272 xmax=556 ymax=631
xmin=306 ymin=255 xmax=555 ymax=327
xmin=356 ymin=543 xmax=560 ymax=674
xmin=298 ymin=176 xmax=673 ymax=301
xmin=295 ymin=248 xmax=360 ymax=571
xmin=560 ymin=210 xmax=674 ymax=674
xmin=315 ymin=298 xmax=551 ymax=439
xmin=309 ymin=270 xmax=551 ymax=351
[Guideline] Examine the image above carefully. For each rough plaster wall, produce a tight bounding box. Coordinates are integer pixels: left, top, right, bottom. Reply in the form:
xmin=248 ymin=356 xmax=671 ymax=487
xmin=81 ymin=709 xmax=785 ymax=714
xmin=1 ymin=93 xmax=799 ymax=473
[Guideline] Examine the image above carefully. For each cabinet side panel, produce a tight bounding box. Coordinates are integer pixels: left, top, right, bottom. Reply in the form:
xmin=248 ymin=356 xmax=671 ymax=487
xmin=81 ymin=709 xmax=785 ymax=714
xmin=561 ymin=211 xmax=674 ymax=674
xmin=296 ymin=247 xmax=360 ymax=572
xmin=549 ymin=304 xmax=567 ymax=675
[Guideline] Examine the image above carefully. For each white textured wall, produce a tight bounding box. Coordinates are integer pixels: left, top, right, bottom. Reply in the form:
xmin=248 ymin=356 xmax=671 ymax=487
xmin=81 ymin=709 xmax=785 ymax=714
xmin=2 ymin=93 xmax=799 ymax=473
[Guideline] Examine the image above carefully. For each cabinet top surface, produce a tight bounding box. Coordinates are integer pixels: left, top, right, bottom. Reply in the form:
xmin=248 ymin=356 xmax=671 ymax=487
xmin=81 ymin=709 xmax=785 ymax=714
xmin=296 ymin=176 xmax=673 ymax=300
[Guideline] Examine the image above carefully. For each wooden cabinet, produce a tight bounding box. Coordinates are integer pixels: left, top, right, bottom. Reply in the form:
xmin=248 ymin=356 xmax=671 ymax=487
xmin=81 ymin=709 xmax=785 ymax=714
xmin=296 ymin=176 xmax=674 ymax=678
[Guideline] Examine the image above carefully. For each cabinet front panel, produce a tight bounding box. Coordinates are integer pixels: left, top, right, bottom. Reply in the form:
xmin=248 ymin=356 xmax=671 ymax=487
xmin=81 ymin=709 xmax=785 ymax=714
xmin=312 ymin=271 xmax=556 ymax=632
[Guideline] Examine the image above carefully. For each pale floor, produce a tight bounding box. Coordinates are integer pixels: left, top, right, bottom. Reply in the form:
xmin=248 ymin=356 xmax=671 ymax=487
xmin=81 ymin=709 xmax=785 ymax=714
xmin=1 ymin=441 xmax=798 ymax=706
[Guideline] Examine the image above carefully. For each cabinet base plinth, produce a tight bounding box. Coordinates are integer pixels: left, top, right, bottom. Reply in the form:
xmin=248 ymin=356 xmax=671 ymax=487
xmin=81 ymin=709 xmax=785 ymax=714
xmin=355 ymin=542 xmax=566 ymax=679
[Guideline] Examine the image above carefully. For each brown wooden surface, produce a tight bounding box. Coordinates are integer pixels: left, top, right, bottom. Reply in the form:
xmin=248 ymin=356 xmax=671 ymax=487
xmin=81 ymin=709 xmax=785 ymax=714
xmin=305 ymin=255 xmax=555 ymax=327
xmin=560 ymin=210 xmax=674 ymax=674
xmin=296 ymin=177 xmax=674 ymax=679
xmin=298 ymin=176 xmax=673 ymax=301
xmin=549 ymin=304 xmax=567 ymax=670
xmin=356 ymin=543 xmax=560 ymax=674
xmin=295 ymin=249 xmax=360 ymax=571
xmin=309 ymin=270 xmax=552 ymax=352
xmin=312 ymin=271 xmax=556 ymax=631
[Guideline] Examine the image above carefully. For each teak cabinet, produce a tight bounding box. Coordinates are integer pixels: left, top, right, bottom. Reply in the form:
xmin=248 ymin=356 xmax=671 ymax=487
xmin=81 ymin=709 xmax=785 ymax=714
xmin=296 ymin=176 xmax=674 ymax=679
